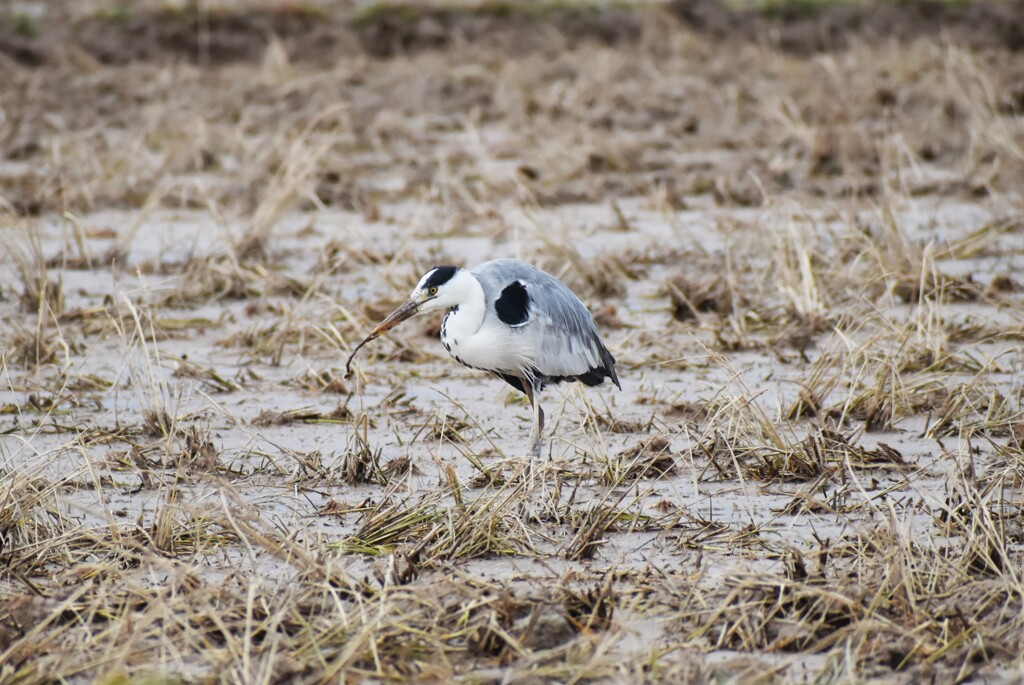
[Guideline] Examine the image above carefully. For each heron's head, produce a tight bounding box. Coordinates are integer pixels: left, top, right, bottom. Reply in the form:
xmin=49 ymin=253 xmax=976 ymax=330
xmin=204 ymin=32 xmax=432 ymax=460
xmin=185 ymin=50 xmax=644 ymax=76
xmin=369 ymin=265 xmax=466 ymax=336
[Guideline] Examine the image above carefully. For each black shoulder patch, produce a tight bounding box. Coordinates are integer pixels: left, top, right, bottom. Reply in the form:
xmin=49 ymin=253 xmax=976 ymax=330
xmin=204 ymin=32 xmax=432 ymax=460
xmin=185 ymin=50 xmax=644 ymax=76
xmin=422 ymin=265 xmax=459 ymax=289
xmin=495 ymin=281 xmax=530 ymax=326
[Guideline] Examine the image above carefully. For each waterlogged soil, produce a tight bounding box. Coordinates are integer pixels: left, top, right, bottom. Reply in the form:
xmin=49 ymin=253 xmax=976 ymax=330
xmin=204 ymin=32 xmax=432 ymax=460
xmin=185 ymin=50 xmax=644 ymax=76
xmin=1 ymin=2 xmax=1024 ymax=683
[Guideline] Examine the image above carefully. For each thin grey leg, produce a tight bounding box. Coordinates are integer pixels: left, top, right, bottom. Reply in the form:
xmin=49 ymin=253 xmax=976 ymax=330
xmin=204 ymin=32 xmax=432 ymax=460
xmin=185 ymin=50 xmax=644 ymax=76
xmin=525 ymin=384 xmax=544 ymax=460
xmin=517 ymin=381 xmax=544 ymax=488
xmin=533 ymin=402 xmax=545 ymax=458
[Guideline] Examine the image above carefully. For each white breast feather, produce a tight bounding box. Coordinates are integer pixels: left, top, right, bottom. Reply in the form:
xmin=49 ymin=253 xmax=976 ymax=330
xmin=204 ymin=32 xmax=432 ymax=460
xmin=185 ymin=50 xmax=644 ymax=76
xmin=443 ymin=309 xmax=536 ymax=373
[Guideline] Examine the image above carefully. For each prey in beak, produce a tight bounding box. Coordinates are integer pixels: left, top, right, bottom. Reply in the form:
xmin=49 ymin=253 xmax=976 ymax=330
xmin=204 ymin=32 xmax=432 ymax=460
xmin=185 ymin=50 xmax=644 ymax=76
xmin=344 ymin=300 xmax=419 ymax=378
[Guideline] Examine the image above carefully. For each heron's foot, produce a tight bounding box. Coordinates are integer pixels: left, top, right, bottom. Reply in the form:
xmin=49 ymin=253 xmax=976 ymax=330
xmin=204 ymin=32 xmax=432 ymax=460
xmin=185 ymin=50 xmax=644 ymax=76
xmin=512 ymin=456 xmax=536 ymax=485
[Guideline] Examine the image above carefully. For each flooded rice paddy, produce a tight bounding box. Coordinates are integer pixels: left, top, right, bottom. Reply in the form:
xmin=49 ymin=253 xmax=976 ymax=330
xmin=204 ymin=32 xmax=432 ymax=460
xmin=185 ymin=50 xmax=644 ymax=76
xmin=2 ymin=2 xmax=1023 ymax=682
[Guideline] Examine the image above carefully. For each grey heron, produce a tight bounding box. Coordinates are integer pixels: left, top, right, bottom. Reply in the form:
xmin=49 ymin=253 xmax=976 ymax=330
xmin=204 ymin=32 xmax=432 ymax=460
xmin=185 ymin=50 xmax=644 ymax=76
xmin=346 ymin=259 xmax=620 ymax=458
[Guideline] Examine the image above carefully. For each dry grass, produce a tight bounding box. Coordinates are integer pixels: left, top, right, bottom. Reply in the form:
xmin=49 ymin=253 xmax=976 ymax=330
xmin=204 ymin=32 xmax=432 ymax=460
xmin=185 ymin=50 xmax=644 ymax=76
xmin=1 ymin=0 xmax=1023 ymax=682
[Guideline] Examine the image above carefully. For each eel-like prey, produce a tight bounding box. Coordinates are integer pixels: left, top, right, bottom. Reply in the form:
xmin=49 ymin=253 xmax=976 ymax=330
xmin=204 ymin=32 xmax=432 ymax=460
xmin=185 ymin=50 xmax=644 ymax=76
xmin=344 ymin=300 xmax=420 ymax=379
xmin=344 ymin=332 xmax=380 ymax=379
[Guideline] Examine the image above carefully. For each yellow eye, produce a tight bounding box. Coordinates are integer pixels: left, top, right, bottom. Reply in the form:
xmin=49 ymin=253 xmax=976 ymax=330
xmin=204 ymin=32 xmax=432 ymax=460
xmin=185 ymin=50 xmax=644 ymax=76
xmin=429 ymin=287 xmax=438 ymax=295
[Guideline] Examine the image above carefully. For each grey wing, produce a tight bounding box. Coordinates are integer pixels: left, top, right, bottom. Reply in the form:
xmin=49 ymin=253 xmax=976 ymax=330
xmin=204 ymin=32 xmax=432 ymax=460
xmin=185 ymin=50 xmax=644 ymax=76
xmin=473 ymin=259 xmax=620 ymax=389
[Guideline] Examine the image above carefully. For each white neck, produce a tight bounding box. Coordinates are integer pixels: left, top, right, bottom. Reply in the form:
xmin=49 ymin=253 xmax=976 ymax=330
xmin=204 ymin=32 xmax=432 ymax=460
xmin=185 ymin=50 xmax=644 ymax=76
xmin=442 ymin=271 xmax=486 ymax=341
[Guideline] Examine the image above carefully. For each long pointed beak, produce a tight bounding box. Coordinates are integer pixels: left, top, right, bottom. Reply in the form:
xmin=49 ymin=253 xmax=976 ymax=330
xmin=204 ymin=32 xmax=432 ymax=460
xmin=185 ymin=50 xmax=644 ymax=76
xmin=371 ymin=300 xmax=419 ymax=337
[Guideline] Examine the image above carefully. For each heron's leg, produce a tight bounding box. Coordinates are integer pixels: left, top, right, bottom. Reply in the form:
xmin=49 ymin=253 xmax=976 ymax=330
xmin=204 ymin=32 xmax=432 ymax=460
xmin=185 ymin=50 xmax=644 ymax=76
xmin=520 ymin=380 xmax=543 ymax=459
xmin=532 ymin=401 xmax=545 ymax=459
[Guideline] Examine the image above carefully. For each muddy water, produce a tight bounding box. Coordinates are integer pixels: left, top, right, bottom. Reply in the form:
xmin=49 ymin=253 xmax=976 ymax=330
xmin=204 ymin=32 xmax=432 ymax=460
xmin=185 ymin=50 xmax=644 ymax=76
xmin=4 ymin=198 xmax=1019 ymax=521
